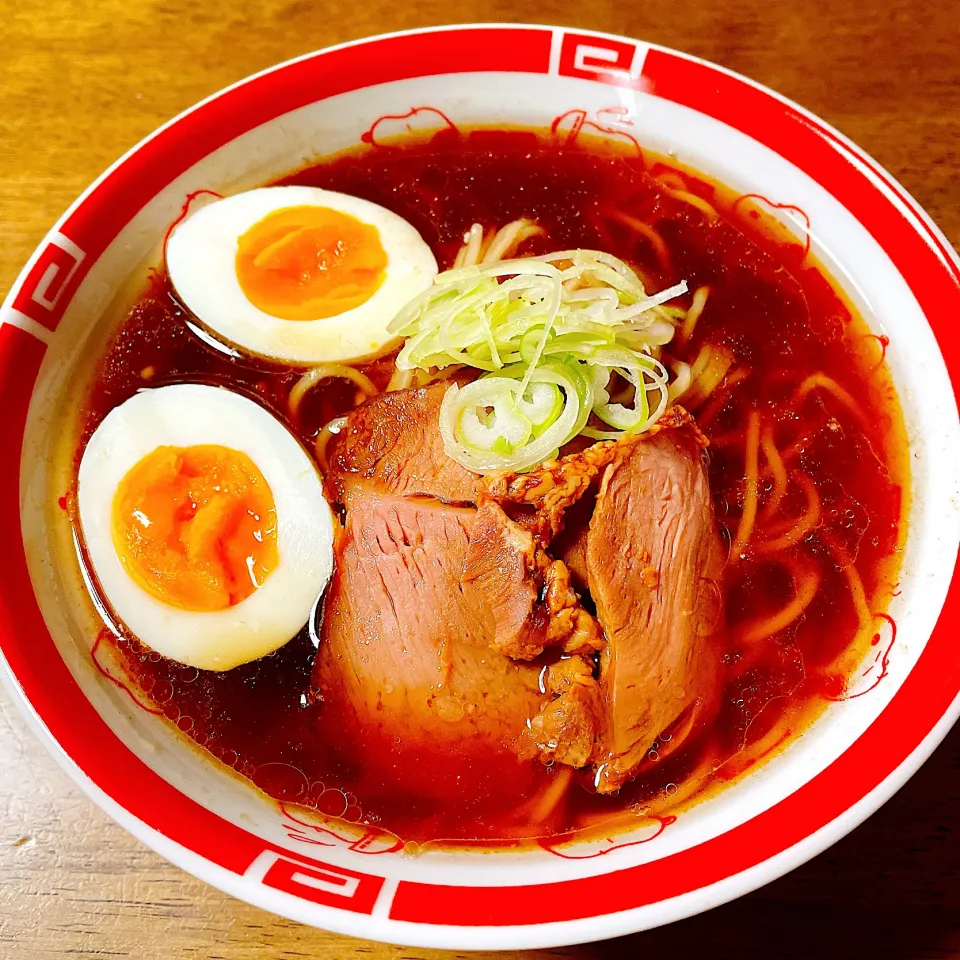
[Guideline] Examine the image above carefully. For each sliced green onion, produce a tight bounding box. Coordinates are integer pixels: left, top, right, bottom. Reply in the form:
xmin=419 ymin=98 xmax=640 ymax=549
xmin=455 ymin=379 xmax=533 ymax=453
xmin=516 ymin=380 xmax=564 ymax=435
xmin=591 ymin=366 xmax=650 ymax=430
xmin=394 ymin=248 xmax=688 ymax=473
xmin=390 ymin=251 xmax=687 ymax=375
xmin=439 ymin=361 xmax=588 ymax=473
xmin=518 ymin=325 xmax=547 ymax=364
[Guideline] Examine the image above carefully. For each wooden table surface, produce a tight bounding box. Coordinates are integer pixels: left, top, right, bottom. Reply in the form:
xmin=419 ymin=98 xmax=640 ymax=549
xmin=2 ymin=0 xmax=958 ymax=957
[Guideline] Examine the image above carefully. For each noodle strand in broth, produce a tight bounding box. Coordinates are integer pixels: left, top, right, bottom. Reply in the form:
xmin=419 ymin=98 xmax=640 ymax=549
xmin=288 ymin=364 xmax=378 ymax=419
xmin=755 ymin=472 xmax=822 ymax=553
xmin=733 ymin=554 xmax=822 ymax=644
xmin=729 ymin=410 xmax=762 ymax=561
xmin=759 ymin=427 xmax=789 ymax=522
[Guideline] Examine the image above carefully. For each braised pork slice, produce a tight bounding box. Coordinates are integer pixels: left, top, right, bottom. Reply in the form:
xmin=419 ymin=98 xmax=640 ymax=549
xmin=587 ymin=423 xmax=724 ymax=793
xmin=318 ymin=381 xmax=719 ymax=789
xmin=528 ymin=657 xmax=604 ymax=767
xmin=326 ymin=381 xmax=481 ymax=506
xmin=483 ymin=436 xmax=621 ymax=543
xmin=313 ymin=492 xmax=547 ymax=789
xmin=462 ymin=499 xmax=602 ymax=661
xmin=315 ymin=384 xmax=604 ymax=788
xmin=484 ymin=407 xmax=696 ymax=545
xmin=550 ymin=489 xmax=594 ymax=594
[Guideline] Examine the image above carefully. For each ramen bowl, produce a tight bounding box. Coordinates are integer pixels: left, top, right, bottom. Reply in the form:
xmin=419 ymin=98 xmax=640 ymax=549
xmin=2 ymin=24 xmax=959 ymax=950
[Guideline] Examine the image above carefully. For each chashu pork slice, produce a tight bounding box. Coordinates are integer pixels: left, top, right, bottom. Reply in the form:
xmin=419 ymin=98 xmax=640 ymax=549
xmin=313 ymin=492 xmax=547 ymax=791
xmin=586 ymin=422 xmax=724 ymax=793
xmin=313 ymin=383 xmax=602 ymax=797
xmin=325 ymin=380 xmax=480 ymax=507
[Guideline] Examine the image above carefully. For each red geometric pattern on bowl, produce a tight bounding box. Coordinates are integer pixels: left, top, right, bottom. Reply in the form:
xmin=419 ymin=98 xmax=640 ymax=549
xmin=559 ymin=31 xmax=647 ymax=89
xmin=11 ymin=239 xmax=87 ymax=331
xmin=244 ymin=851 xmax=384 ymax=914
xmin=1 ymin=24 xmax=958 ymax=948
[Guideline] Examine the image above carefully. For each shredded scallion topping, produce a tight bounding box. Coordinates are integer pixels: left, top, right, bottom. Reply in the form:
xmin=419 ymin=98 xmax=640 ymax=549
xmin=388 ymin=250 xmax=687 ymax=473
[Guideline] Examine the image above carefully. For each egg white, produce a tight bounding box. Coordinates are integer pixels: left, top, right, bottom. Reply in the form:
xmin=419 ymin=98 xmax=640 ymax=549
xmin=77 ymin=384 xmax=334 ymax=671
xmin=166 ymin=186 xmax=438 ymax=364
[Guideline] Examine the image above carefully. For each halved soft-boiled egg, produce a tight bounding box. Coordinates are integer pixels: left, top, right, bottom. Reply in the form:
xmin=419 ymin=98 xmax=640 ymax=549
xmin=77 ymin=384 xmax=334 ymax=670
xmin=166 ymin=186 xmax=438 ymax=364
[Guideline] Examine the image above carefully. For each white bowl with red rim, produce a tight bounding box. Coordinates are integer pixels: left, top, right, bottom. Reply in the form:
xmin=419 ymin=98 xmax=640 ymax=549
xmin=2 ymin=24 xmax=959 ymax=950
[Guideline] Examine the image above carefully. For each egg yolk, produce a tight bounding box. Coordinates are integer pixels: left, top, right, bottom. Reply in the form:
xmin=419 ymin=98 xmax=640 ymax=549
xmin=235 ymin=205 xmax=388 ymax=321
xmin=112 ymin=445 xmax=278 ymax=612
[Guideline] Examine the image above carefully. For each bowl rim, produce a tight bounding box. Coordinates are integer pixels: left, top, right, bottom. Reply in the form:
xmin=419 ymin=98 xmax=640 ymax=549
xmin=2 ymin=22 xmax=959 ymax=950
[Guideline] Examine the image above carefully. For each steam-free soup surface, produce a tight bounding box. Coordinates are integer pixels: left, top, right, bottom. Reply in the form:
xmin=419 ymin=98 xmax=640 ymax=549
xmin=77 ymin=128 xmax=905 ymax=846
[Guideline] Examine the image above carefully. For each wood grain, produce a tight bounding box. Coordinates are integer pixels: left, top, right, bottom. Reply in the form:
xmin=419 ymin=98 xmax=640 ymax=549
xmin=1 ymin=0 xmax=958 ymax=957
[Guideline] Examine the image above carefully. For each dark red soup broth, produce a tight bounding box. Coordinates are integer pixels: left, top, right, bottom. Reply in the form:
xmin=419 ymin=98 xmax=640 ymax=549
xmin=74 ymin=128 xmax=907 ymax=847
